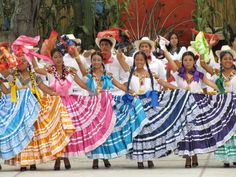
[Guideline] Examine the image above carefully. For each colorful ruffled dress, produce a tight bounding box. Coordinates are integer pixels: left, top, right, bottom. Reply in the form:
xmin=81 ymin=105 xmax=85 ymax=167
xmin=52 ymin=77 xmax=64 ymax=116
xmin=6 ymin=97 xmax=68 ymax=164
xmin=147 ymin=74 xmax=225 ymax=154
xmin=5 ymin=71 xmax=75 ymax=166
xmin=173 ymin=71 xmax=236 ymax=156
xmin=86 ymin=76 xmax=147 ymax=159
xmin=126 ymin=75 xmax=198 ymax=162
xmin=214 ymin=74 xmax=236 ymax=162
xmin=47 ymin=67 xmax=116 ymax=156
xmin=0 ymin=89 xmax=40 ymax=160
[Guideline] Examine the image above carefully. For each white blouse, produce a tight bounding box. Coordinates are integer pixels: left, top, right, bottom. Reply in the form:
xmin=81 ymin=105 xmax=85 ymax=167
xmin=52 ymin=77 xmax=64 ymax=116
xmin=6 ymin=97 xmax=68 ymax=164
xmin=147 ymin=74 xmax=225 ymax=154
xmin=172 ymin=72 xmax=204 ymax=93
xmin=129 ymin=75 xmax=159 ymax=94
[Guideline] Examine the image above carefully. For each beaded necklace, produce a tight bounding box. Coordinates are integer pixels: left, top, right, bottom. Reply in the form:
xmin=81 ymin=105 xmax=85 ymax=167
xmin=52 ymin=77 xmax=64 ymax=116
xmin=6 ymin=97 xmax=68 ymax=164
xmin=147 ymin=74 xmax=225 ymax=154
xmin=92 ymin=73 xmax=103 ymax=93
xmin=50 ymin=65 xmax=70 ymax=80
xmin=134 ymin=72 xmax=149 ymax=94
xmin=222 ymin=71 xmax=235 ymax=87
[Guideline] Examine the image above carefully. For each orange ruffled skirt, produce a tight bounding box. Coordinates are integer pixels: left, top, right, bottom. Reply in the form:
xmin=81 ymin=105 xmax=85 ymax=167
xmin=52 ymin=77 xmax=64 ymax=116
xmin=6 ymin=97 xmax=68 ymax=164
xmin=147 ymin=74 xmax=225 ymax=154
xmin=5 ymin=96 xmax=75 ymax=166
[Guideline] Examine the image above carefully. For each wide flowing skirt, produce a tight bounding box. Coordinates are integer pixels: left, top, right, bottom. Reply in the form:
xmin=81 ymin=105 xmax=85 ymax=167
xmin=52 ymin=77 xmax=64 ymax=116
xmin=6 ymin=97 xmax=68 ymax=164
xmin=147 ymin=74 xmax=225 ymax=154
xmin=0 ymin=89 xmax=40 ymax=160
xmin=62 ymin=91 xmax=116 ymax=156
xmin=5 ymin=96 xmax=75 ymax=166
xmin=214 ymin=134 xmax=236 ymax=163
xmin=127 ymin=90 xmax=198 ymax=162
xmin=86 ymin=95 xmax=147 ymax=159
xmin=176 ymin=93 xmax=236 ymax=156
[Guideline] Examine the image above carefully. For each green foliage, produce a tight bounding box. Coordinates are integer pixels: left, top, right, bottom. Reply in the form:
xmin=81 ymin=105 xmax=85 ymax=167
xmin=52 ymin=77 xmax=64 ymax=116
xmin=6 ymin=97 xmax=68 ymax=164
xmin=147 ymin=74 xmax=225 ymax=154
xmin=37 ymin=0 xmax=74 ymax=39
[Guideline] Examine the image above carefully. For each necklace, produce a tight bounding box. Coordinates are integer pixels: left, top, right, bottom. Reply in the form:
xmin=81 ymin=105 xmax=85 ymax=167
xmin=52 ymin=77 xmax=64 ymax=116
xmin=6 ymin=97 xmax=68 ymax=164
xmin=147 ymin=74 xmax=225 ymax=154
xmin=92 ymin=73 xmax=103 ymax=93
xmin=50 ymin=65 xmax=70 ymax=80
xmin=134 ymin=72 xmax=149 ymax=94
xmin=222 ymin=71 xmax=235 ymax=87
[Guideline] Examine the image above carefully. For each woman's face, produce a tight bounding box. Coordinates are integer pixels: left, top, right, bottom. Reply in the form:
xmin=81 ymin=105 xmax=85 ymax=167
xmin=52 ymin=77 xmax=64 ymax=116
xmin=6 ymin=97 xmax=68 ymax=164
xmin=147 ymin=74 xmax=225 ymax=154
xmin=135 ymin=54 xmax=146 ymax=69
xmin=139 ymin=43 xmax=151 ymax=56
xmin=170 ymin=34 xmax=178 ymax=47
xmin=17 ymin=57 xmax=28 ymax=71
xmin=52 ymin=51 xmax=63 ymax=66
xmin=221 ymin=53 xmax=234 ymax=69
xmin=91 ymin=54 xmax=103 ymax=69
xmin=182 ymin=55 xmax=195 ymax=70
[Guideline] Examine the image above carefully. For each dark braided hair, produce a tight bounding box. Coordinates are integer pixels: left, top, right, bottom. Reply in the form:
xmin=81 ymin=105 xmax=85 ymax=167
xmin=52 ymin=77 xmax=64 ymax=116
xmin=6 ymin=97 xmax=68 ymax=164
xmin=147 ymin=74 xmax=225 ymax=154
xmin=216 ymin=51 xmax=236 ymax=93
xmin=127 ymin=51 xmax=154 ymax=91
xmin=90 ymin=51 xmax=106 ymax=76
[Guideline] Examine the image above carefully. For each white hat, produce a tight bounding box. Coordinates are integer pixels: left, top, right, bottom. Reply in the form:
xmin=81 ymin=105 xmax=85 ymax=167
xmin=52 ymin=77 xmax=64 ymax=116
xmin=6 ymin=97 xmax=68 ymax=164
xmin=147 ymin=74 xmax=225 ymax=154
xmin=134 ymin=37 xmax=155 ymax=51
xmin=215 ymin=45 xmax=236 ymax=59
xmin=95 ymin=37 xmax=116 ymax=51
xmin=65 ymin=34 xmax=81 ymax=44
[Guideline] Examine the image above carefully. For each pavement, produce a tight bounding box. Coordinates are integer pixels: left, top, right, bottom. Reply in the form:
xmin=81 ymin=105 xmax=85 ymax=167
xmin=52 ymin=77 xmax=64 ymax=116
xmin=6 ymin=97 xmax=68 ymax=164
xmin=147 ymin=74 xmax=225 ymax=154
xmin=0 ymin=153 xmax=236 ymax=177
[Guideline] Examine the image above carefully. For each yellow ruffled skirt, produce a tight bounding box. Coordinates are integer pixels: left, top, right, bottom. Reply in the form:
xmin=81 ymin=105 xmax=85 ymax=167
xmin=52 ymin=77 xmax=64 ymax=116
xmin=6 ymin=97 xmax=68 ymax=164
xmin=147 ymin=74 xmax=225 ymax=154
xmin=5 ymin=96 xmax=75 ymax=166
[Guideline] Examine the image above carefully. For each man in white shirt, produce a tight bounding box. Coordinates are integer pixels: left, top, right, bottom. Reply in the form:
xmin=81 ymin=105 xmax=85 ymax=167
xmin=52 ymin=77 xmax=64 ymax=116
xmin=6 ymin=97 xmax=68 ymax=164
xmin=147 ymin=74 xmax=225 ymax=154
xmin=117 ymin=37 xmax=166 ymax=90
xmin=62 ymin=34 xmax=89 ymax=95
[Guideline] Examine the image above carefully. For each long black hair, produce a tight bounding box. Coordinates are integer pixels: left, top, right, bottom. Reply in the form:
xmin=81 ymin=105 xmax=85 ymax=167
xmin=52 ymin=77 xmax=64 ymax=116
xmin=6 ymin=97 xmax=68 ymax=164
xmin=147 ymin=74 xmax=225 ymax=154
xmin=127 ymin=51 xmax=154 ymax=92
xmin=166 ymin=32 xmax=181 ymax=54
xmin=89 ymin=51 xmax=106 ymax=76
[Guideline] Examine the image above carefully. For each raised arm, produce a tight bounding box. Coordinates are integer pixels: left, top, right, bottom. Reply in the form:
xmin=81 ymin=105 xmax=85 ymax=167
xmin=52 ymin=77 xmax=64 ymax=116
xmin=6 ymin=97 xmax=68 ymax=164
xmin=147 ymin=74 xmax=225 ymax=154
xmin=163 ymin=49 xmax=179 ymax=72
xmin=74 ymin=48 xmax=87 ymax=76
xmin=32 ymin=57 xmax=48 ymax=75
xmin=200 ymin=55 xmax=219 ymax=75
xmin=116 ymin=49 xmax=130 ymax=72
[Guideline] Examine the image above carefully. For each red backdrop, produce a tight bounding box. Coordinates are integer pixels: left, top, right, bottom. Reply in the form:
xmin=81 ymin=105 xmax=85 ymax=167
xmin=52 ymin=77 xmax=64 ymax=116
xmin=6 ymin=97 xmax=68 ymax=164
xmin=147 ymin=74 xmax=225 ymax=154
xmin=121 ymin=0 xmax=195 ymax=46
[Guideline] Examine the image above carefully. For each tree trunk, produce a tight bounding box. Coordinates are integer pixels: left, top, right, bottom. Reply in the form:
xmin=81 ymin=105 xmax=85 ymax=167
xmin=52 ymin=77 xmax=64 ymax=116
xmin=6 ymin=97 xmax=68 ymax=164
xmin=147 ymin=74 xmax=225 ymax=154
xmin=0 ymin=0 xmax=39 ymax=42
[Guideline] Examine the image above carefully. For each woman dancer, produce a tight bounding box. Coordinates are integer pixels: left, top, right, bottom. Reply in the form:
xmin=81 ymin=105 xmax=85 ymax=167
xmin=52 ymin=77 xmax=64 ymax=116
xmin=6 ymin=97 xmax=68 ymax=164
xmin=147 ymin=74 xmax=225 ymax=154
xmin=126 ymin=51 xmax=198 ymax=169
xmin=33 ymin=48 xmax=117 ymax=170
xmin=200 ymin=46 xmax=236 ymax=167
xmin=4 ymin=55 xmax=75 ymax=171
xmin=85 ymin=51 xmax=148 ymax=169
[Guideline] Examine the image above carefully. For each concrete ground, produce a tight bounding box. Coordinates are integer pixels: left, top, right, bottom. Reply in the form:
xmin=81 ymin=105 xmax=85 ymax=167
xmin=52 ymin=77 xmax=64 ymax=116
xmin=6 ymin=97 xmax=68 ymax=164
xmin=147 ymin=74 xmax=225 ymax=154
xmin=0 ymin=153 xmax=236 ymax=177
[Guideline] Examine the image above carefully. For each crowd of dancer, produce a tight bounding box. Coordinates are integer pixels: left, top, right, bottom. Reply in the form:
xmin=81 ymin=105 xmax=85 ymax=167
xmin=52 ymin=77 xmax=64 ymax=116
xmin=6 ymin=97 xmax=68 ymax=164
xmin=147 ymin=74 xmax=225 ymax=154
xmin=0 ymin=30 xmax=236 ymax=171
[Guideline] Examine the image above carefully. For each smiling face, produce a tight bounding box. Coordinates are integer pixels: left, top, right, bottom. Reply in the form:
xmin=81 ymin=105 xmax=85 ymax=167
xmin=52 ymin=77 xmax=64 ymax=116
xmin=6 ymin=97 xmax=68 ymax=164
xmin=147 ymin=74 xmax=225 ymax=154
xmin=52 ymin=50 xmax=63 ymax=66
xmin=134 ymin=53 xmax=146 ymax=69
xmin=182 ymin=55 xmax=195 ymax=71
xmin=139 ymin=42 xmax=151 ymax=56
xmin=91 ymin=54 xmax=103 ymax=69
xmin=220 ymin=52 xmax=234 ymax=69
